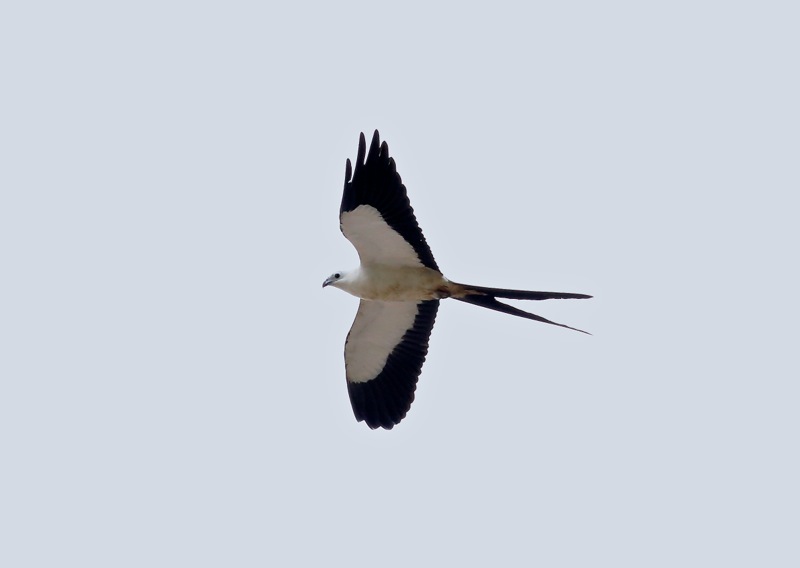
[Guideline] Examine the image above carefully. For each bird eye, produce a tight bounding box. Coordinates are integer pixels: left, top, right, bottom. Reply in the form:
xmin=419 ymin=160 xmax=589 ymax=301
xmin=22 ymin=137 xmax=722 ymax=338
xmin=334 ymin=273 xmax=341 ymax=279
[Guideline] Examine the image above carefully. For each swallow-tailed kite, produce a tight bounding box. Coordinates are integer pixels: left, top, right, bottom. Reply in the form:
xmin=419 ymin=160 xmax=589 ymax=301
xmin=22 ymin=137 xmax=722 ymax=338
xmin=324 ymin=131 xmax=590 ymax=429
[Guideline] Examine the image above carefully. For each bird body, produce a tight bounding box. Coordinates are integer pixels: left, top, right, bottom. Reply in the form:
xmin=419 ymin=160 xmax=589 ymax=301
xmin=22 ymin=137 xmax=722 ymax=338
xmin=325 ymin=265 xmax=451 ymax=302
xmin=324 ymin=131 xmax=590 ymax=429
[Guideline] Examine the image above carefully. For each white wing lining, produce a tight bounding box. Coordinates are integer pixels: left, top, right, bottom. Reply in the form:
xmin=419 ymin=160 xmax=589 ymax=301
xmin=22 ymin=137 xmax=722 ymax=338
xmin=340 ymin=205 xmax=424 ymax=268
xmin=345 ymin=300 xmax=420 ymax=383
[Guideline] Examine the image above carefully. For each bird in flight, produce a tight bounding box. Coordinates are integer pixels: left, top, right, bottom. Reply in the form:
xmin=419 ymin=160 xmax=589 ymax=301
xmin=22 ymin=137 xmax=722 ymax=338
xmin=324 ymin=131 xmax=591 ymax=429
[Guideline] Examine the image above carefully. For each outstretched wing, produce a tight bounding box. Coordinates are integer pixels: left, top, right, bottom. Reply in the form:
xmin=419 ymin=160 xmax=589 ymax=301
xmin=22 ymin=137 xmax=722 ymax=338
xmin=344 ymin=299 xmax=439 ymax=429
xmin=340 ymin=130 xmax=439 ymax=271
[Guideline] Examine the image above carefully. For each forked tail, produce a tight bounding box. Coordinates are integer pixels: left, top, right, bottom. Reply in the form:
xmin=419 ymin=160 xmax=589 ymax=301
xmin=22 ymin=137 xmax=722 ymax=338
xmin=449 ymin=282 xmax=592 ymax=334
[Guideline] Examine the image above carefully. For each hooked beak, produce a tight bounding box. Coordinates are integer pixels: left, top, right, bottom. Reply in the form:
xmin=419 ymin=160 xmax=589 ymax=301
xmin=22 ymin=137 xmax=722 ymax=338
xmin=322 ymin=277 xmax=333 ymax=288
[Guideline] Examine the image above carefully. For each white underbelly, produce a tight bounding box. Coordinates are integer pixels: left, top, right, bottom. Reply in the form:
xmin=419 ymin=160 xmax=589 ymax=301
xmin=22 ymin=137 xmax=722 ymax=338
xmin=353 ymin=265 xmax=449 ymax=301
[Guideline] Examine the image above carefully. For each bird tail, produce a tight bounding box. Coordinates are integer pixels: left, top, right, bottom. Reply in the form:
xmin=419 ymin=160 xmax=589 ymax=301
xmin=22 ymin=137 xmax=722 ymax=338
xmin=448 ymin=282 xmax=591 ymax=334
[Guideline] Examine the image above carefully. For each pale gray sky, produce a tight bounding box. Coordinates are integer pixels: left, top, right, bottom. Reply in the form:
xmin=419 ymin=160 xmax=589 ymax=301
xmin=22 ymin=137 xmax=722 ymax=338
xmin=2 ymin=2 xmax=798 ymax=567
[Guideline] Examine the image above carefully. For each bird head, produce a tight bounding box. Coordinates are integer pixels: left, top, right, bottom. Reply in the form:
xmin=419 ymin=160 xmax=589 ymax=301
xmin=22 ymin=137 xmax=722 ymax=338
xmin=322 ymin=271 xmax=347 ymax=289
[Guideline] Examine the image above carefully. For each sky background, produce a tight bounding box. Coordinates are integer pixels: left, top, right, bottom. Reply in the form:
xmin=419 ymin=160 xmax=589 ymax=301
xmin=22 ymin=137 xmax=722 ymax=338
xmin=2 ymin=2 xmax=798 ymax=566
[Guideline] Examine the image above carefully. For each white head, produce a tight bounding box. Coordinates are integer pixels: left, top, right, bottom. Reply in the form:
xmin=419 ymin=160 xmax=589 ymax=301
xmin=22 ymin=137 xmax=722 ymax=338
xmin=322 ymin=270 xmax=349 ymax=290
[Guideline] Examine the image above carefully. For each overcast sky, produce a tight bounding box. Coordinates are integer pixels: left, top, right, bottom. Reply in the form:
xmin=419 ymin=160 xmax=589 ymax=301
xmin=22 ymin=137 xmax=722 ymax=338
xmin=2 ymin=2 xmax=798 ymax=567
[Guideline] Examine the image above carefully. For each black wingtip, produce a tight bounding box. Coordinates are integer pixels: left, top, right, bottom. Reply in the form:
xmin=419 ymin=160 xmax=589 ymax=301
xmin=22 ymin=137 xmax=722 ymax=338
xmin=349 ymin=380 xmax=408 ymax=430
xmin=357 ymin=132 xmax=367 ymax=166
xmin=345 ymin=158 xmax=352 ymax=182
xmin=368 ymin=130 xmax=381 ymax=161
